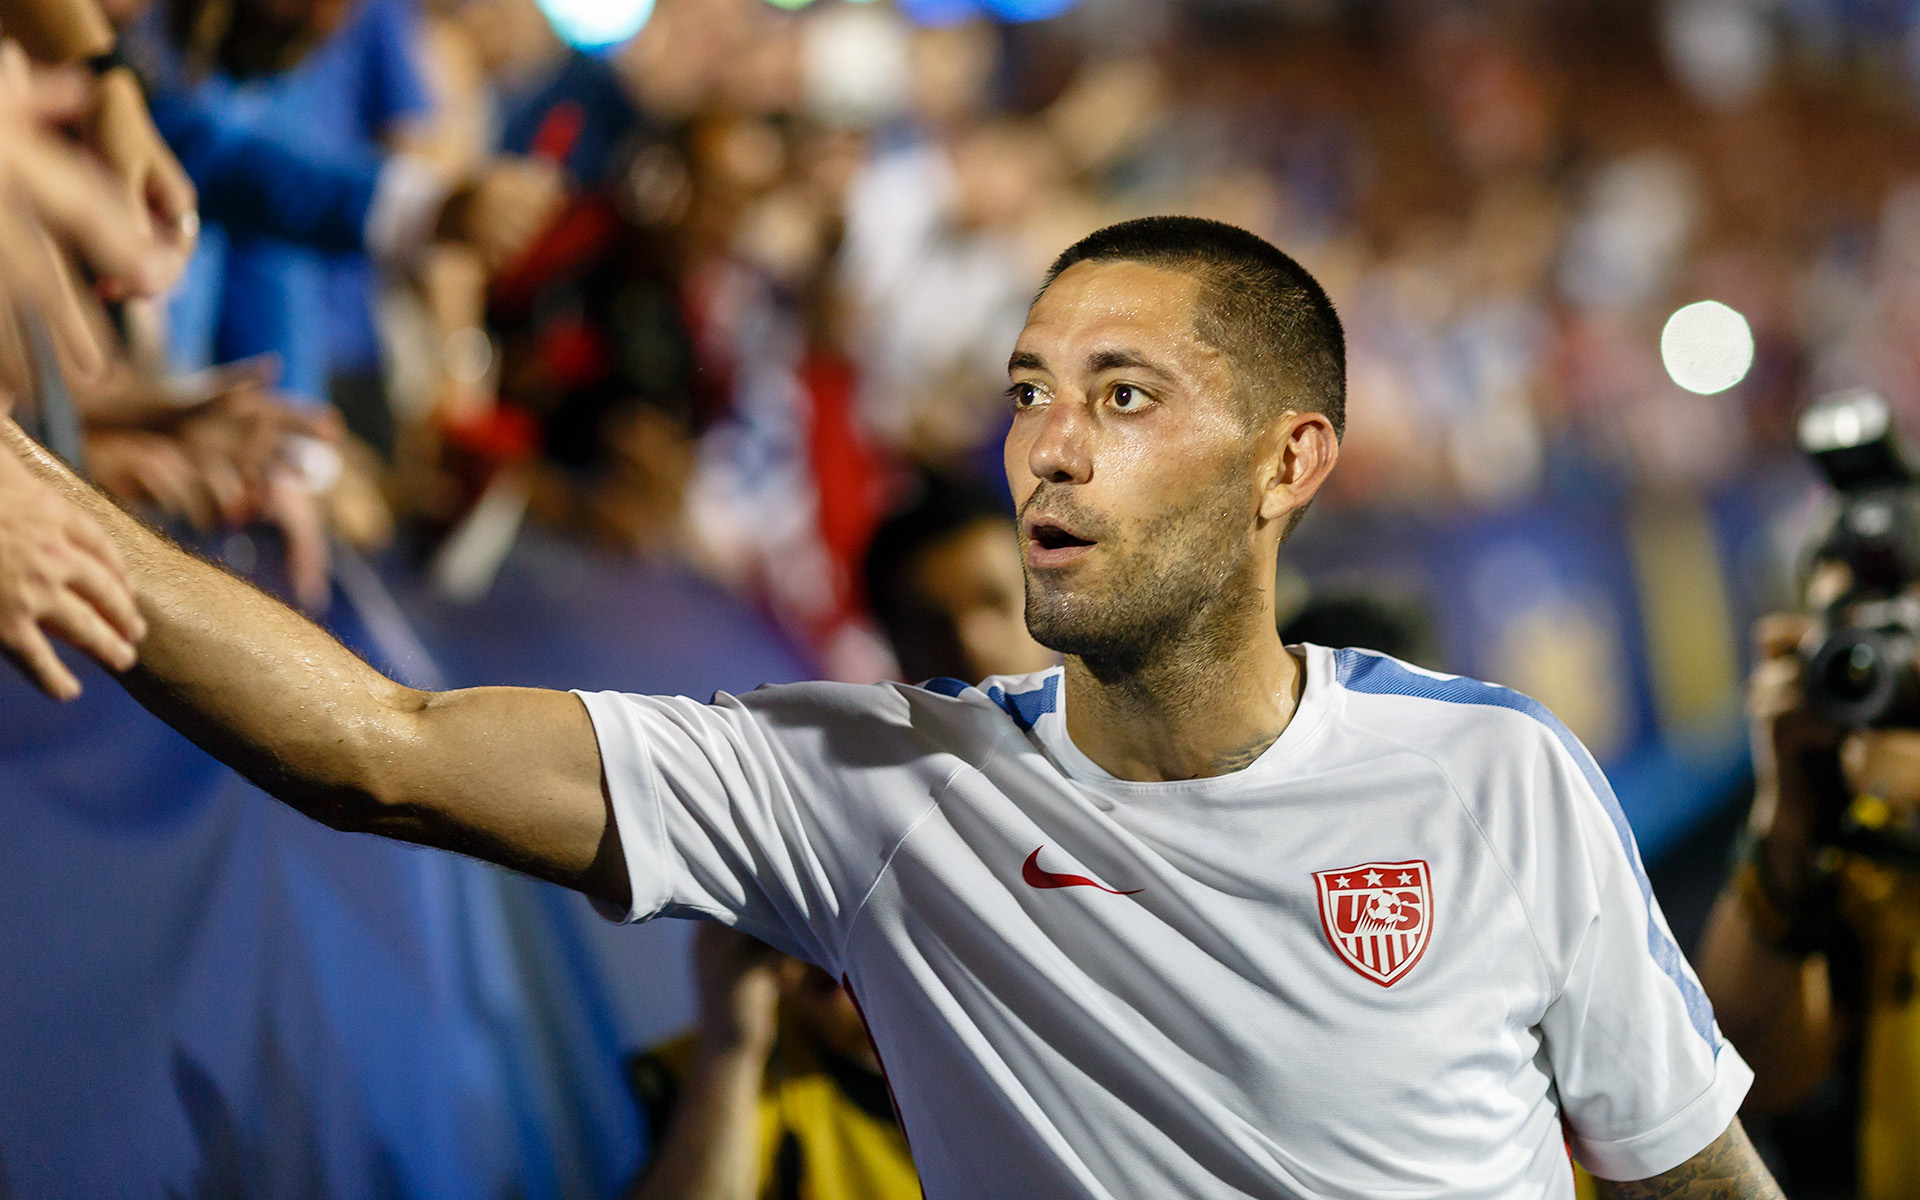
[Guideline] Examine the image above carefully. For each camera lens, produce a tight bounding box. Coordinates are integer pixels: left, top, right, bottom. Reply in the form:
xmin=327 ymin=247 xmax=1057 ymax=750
xmin=1807 ymin=628 xmax=1920 ymax=725
xmin=1828 ymin=641 xmax=1883 ymax=701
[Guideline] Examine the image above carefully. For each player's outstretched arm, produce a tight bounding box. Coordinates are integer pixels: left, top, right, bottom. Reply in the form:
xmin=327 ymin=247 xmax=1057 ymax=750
xmin=0 ymin=419 xmax=630 ymax=909
xmin=1601 ymin=1118 xmax=1784 ymax=1199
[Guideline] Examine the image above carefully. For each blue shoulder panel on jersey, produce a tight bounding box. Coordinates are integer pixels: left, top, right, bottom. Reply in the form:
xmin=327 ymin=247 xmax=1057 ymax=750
xmin=985 ymin=675 xmax=1059 ymax=732
xmin=1334 ymin=648 xmax=1719 ymax=1050
xmin=914 ymin=674 xmax=1060 ymax=731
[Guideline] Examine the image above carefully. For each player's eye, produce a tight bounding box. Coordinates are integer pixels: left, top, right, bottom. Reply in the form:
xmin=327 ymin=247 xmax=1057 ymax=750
xmin=1007 ymin=381 xmax=1047 ymax=411
xmin=1109 ymin=383 xmax=1153 ymax=413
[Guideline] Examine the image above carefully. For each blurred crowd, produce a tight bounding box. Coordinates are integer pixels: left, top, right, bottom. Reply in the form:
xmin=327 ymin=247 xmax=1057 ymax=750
xmin=39 ymin=0 xmax=1920 ymax=679
xmin=2 ymin=0 xmax=1915 ymax=689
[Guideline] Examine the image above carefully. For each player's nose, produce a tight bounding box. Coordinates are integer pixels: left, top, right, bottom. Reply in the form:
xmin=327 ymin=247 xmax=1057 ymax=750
xmin=1026 ymin=395 xmax=1094 ymax=485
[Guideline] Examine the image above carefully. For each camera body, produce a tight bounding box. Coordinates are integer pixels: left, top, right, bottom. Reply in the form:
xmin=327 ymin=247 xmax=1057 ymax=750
xmin=1800 ymin=390 xmax=1920 ymax=728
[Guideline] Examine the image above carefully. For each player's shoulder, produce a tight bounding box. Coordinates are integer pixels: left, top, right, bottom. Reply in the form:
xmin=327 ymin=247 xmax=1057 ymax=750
xmin=729 ymin=667 xmax=1061 ymax=744
xmin=1323 ymin=645 xmax=1588 ymax=774
xmin=921 ymin=666 xmax=1064 ymax=731
xmin=1323 ymin=646 xmax=1625 ymax=858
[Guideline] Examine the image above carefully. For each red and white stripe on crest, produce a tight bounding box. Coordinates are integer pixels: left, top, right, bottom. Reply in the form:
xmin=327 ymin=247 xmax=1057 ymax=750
xmin=1340 ymin=930 xmax=1418 ymax=973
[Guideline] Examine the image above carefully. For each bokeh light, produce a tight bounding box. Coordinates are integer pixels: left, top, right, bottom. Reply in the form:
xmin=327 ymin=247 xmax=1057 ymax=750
xmin=898 ymin=0 xmax=1078 ymax=22
xmin=537 ymin=0 xmax=654 ymax=48
xmin=981 ymin=0 xmax=1080 ymax=21
xmin=1659 ymin=300 xmax=1754 ymax=395
xmin=897 ymin=0 xmax=985 ymax=24
xmin=802 ymin=6 xmax=911 ymax=125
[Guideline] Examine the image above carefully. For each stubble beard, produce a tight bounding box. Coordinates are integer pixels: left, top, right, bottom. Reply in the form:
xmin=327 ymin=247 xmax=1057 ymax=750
xmin=1022 ymin=471 xmax=1262 ymax=684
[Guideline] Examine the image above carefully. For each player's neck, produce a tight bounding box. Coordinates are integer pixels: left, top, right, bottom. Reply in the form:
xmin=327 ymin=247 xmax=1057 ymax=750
xmin=1061 ymin=625 xmax=1304 ymax=784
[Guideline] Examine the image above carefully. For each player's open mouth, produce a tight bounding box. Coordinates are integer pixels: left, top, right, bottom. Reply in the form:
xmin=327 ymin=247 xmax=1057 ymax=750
xmin=1025 ymin=521 xmax=1096 ymax=568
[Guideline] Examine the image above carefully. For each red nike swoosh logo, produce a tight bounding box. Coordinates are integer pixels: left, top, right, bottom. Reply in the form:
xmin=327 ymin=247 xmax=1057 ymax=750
xmin=1022 ymin=847 xmax=1142 ymax=895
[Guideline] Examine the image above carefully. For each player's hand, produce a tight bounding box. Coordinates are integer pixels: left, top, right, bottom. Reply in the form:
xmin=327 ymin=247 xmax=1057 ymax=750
xmin=436 ymin=157 xmax=563 ymax=272
xmin=87 ymin=67 xmax=196 ymax=296
xmin=0 ymin=439 xmax=145 ymax=699
xmin=691 ymin=923 xmax=786 ymax=1060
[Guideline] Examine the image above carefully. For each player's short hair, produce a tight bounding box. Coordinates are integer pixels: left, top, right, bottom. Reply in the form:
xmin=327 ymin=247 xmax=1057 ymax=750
xmin=1040 ymin=216 xmax=1346 ymax=439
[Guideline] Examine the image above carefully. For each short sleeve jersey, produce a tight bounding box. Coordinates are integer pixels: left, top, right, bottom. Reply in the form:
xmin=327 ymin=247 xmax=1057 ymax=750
xmin=576 ymin=645 xmax=1751 ymax=1198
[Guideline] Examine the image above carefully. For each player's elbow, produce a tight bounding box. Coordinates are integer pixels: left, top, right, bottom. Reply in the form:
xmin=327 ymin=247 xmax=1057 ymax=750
xmin=307 ymin=682 xmax=445 ymax=834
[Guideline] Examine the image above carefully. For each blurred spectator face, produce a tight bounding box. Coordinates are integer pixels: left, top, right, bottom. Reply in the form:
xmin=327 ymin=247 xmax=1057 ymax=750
xmin=99 ymin=0 xmax=151 ymax=24
xmin=685 ymin=115 xmax=787 ymax=245
xmin=952 ymin=121 xmax=1059 ymax=234
xmin=896 ymin=516 xmax=1054 ymax=683
xmin=1413 ymin=15 xmax=1558 ymax=177
xmin=719 ymin=13 xmax=802 ymax=115
xmin=909 ymin=22 xmax=997 ymax=133
xmin=737 ymin=185 xmax=834 ymax=288
xmin=599 ymin=403 xmax=695 ymax=545
xmin=619 ymin=0 xmax=743 ymax=119
xmin=532 ymin=400 xmax=694 ymax=553
xmin=451 ymin=0 xmax=559 ymax=79
xmin=278 ymin=0 xmax=350 ymax=37
xmin=1007 ymin=260 xmax=1272 ymax=661
xmin=173 ymin=0 xmax=352 ymax=75
xmin=1045 ymin=59 xmax=1167 ymax=180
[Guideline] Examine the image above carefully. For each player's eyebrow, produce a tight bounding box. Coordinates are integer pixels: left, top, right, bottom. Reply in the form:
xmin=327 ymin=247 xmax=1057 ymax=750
xmin=1086 ymin=348 xmax=1174 ymax=381
xmin=1008 ymin=349 xmax=1046 ymax=374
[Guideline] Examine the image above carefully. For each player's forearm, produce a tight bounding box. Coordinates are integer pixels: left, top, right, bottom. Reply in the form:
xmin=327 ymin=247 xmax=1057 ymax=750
xmin=1599 ymin=1118 xmax=1783 ymax=1198
xmin=1 ymin=419 xmax=416 ymax=826
xmin=4 ymin=419 xmax=624 ymax=901
xmin=0 ymin=0 xmax=113 ymax=63
xmin=626 ymin=1049 xmax=768 ymax=1200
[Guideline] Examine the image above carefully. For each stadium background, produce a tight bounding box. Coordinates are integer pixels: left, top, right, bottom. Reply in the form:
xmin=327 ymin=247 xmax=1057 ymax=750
xmin=0 ymin=0 xmax=1894 ymax=1194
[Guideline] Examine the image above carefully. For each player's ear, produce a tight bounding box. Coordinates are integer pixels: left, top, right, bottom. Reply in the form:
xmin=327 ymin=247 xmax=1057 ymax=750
xmin=1258 ymin=409 xmax=1338 ymax=525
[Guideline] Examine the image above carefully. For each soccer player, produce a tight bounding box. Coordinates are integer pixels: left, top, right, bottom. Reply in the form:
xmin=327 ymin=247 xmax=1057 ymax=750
xmin=1 ymin=217 xmax=1779 ymax=1198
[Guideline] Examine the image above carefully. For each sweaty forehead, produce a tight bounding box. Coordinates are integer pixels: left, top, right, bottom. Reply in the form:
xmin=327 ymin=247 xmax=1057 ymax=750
xmin=1016 ymin=260 xmax=1217 ymax=370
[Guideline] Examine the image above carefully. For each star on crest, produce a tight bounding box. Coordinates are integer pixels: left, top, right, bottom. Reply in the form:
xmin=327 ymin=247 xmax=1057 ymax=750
xmin=1363 ymin=870 xmax=1383 ymax=887
xmin=1398 ymin=871 xmax=1415 ymax=885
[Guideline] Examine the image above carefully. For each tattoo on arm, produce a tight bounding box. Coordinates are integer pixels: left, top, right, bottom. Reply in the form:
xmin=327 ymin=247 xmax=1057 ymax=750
xmin=1600 ymin=1119 xmax=1784 ymax=1200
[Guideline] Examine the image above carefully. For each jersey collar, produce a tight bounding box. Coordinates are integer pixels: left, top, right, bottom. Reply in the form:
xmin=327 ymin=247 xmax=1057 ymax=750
xmin=1028 ymin=643 xmax=1336 ymax=793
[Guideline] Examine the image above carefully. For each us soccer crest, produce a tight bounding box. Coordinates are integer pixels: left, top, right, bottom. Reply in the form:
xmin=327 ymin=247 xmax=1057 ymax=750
xmin=1312 ymin=860 xmax=1433 ymax=988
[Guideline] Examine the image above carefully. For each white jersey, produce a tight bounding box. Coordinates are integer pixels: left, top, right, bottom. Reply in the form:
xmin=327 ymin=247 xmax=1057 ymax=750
xmin=577 ymin=644 xmax=1750 ymax=1198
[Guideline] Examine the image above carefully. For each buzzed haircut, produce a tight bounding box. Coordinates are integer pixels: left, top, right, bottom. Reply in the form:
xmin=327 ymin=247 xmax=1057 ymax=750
xmin=1041 ymin=216 xmax=1346 ymax=439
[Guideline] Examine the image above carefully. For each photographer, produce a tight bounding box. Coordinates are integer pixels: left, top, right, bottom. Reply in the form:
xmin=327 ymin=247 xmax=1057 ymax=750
xmin=1698 ymin=396 xmax=1920 ymax=1198
xmin=1697 ymin=605 xmax=1900 ymax=1193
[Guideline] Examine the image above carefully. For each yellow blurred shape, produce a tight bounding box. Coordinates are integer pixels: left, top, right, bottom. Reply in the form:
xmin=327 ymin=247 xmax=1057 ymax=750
xmin=1629 ymin=501 xmax=1739 ymax=735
